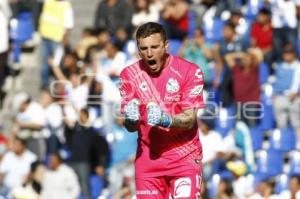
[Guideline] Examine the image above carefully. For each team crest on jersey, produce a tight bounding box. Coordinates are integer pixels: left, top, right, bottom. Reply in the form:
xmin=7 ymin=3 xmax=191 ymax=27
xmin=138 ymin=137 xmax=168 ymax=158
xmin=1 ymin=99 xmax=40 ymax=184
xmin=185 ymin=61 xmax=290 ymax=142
xmin=189 ymin=85 xmax=203 ymax=97
xmin=139 ymin=82 xmax=148 ymax=92
xmin=166 ymin=78 xmax=179 ymax=93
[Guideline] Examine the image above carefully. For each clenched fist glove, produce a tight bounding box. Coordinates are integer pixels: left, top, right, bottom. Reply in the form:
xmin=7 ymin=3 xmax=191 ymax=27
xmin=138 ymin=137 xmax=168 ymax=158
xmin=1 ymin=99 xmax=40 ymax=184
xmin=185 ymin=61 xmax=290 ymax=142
xmin=146 ymin=102 xmax=172 ymax=128
xmin=124 ymin=99 xmax=140 ymax=124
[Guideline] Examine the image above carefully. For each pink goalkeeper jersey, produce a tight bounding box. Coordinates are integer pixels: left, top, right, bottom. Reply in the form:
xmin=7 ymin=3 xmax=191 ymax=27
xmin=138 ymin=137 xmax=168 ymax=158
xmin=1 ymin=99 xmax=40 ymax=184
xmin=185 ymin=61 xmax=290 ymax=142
xmin=119 ymin=55 xmax=205 ymax=178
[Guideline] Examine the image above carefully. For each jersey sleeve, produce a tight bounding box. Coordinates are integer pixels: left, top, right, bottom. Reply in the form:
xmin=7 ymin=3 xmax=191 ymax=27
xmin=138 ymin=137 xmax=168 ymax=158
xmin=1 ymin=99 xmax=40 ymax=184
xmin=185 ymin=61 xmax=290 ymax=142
xmin=180 ymin=65 xmax=205 ymax=110
xmin=119 ymin=68 xmax=136 ymax=113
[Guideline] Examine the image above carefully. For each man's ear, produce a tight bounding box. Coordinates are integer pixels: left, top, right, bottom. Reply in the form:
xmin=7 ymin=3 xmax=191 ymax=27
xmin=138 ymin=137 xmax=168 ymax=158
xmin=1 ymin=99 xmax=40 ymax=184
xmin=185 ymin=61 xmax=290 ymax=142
xmin=165 ymin=40 xmax=169 ymax=53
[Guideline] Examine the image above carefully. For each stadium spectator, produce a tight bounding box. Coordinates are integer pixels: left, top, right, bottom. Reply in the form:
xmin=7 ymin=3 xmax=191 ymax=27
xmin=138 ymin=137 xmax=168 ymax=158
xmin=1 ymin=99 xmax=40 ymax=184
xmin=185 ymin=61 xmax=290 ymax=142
xmin=49 ymin=53 xmax=95 ymax=111
xmin=272 ymin=44 xmax=300 ymax=147
xmin=38 ymin=0 xmax=74 ymax=89
xmin=198 ymin=115 xmax=222 ymax=180
xmin=248 ymin=179 xmax=277 ymax=199
xmin=98 ymin=40 xmax=127 ymax=83
xmin=0 ymin=0 xmax=11 ymax=108
xmin=178 ymin=27 xmax=213 ymax=85
xmin=250 ymin=8 xmax=273 ymax=67
xmin=214 ymin=0 xmax=237 ymax=18
xmin=131 ymin=0 xmax=160 ymax=29
xmin=41 ymin=152 xmax=80 ymax=199
xmin=229 ymin=10 xmax=249 ymax=44
xmin=161 ymin=0 xmax=190 ymax=40
xmin=225 ymin=48 xmax=263 ymax=127
xmin=107 ymin=117 xmax=137 ymax=194
xmin=226 ymin=160 xmax=253 ymax=198
xmin=267 ymin=0 xmax=300 ymax=62
xmin=64 ymin=107 xmax=109 ymax=199
xmin=14 ymin=93 xmax=46 ymax=160
xmin=213 ymin=21 xmax=246 ymax=108
xmin=0 ymin=136 xmax=37 ymax=196
xmin=119 ymin=22 xmax=205 ymax=198
xmin=94 ymin=0 xmax=133 ymax=44
xmin=41 ymin=87 xmax=77 ymax=153
xmin=9 ymin=161 xmax=45 ymax=199
xmin=216 ymin=178 xmax=237 ymax=199
xmin=279 ymin=175 xmax=300 ymax=199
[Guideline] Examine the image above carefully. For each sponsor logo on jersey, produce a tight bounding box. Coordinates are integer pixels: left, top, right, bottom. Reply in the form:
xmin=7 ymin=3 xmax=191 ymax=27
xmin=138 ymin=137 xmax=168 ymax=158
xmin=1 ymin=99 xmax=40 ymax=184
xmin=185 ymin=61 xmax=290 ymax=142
xmin=166 ymin=78 xmax=179 ymax=93
xmin=164 ymin=94 xmax=181 ymax=102
xmin=174 ymin=178 xmax=191 ymax=198
xmin=195 ymin=69 xmax=203 ymax=80
xmin=139 ymin=82 xmax=148 ymax=92
xmin=189 ymin=85 xmax=203 ymax=97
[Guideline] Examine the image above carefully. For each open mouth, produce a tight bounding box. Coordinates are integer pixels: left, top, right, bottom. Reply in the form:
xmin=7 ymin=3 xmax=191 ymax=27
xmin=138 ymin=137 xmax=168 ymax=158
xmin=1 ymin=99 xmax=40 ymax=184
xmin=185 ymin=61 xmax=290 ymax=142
xmin=148 ymin=60 xmax=156 ymax=66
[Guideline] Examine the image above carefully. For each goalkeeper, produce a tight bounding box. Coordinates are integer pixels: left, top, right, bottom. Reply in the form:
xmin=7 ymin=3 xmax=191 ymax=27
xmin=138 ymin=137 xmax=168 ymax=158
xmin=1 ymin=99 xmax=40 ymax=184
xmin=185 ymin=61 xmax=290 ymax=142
xmin=119 ymin=22 xmax=205 ymax=199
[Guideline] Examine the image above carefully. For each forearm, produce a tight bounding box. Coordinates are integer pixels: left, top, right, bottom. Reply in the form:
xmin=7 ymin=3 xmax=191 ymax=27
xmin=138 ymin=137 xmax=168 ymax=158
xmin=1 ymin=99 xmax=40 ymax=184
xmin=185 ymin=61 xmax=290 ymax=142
xmin=19 ymin=123 xmax=43 ymax=131
xmin=169 ymin=109 xmax=197 ymax=130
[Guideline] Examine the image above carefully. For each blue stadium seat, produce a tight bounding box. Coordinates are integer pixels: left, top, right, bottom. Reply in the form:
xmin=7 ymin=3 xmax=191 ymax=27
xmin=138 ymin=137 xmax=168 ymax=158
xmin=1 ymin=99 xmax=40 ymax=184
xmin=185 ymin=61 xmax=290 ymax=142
xmin=188 ymin=10 xmax=197 ymax=38
xmin=249 ymin=126 xmax=264 ymax=151
xmin=202 ymin=18 xmax=224 ymax=44
xmin=214 ymin=105 xmax=236 ymax=138
xmin=288 ymin=151 xmax=300 ymax=176
xmin=207 ymin=174 xmax=221 ymax=198
xmin=259 ymin=88 xmax=275 ymax=131
xmin=259 ymin=62 xmax=270 ymax=85
xmin=275 ymin=174 xmax=289 ymax=194
xmin=89 ymin=174 xmax=105 ymax=199
xmin=269 ymin=128 xmax=296 ymax=152
xmin=10 ymin=12 xmax=34 ymax=42
xmin=168 ymin=39 xmax=182 ymax=55
xmin=244 ymin=0 xmax=265 ymax=21
xmin=255 ymin=149 xmax=284 ymax=177
xmin=10 ymin=11 xmax=34 ymax=63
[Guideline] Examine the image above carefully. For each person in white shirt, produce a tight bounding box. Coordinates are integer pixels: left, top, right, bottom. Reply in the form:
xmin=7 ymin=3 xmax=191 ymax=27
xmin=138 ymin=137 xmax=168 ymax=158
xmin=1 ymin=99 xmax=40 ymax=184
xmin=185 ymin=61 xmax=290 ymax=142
xmin=279 ymin=175 xmax=300 ymax=199
xmin=0 ymin=137 xmax=37 ymax=195
xmin=41 ymin=152 xmax=80 ymax=199
xmin=268 ymin=0 xmax=300 ymax=61
xmin=131 ymin=0 xmax=160 ymax=29
xmin=248 ymin=179 xmax=279 ymax=199
xmin=198 ymin=115 xmax=223 ymax=180
xmin=14 ymin=93 xmax=46 ymax=160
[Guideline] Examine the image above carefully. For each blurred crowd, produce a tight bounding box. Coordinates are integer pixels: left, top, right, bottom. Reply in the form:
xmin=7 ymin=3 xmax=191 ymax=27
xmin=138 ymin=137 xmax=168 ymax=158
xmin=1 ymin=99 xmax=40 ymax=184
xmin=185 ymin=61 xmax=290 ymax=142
xmin=0 ymin=0 xmax=300 ymax=198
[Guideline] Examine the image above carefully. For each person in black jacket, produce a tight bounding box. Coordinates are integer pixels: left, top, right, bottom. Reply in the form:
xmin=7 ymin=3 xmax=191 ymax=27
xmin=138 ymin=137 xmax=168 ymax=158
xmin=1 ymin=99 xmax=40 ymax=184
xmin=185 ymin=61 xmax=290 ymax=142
xmin=64 ymin=107 xmax=110 ymax=199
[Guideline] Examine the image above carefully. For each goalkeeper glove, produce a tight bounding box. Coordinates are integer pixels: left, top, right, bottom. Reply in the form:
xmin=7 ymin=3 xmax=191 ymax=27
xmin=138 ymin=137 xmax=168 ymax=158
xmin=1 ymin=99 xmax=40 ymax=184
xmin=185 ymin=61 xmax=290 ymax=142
xmin=146 ymin=102 xmax=172 ymax=128
xmin=124 ymin=99 xmax=140 ymax=124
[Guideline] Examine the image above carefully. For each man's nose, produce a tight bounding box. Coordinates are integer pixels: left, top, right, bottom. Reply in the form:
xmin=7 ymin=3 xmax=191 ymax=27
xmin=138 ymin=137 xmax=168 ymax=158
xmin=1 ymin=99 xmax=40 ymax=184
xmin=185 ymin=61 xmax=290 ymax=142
xmin=147 ymin=49 xmax=153 ymax=57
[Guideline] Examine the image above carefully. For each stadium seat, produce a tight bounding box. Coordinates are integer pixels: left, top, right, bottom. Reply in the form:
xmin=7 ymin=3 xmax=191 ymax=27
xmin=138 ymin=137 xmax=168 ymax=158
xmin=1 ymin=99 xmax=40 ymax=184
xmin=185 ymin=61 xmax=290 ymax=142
xmin=244 ymin=0 xmax=265 ymax=21
xmin=259 ymin=62 xmax=270 ymax=85
xmin=269 ymin=128 xmax=296 ymax=152
xmin=214 ymin=105 xmax=236 ymax=138
xmin=275 ymin=174 xmax=289 ymax=194
xmin=89 ymin=174 xmax=105 ymax=199
xmin=207 ymin=174 xmax=221 ymax=198
xmin=255 ymin=149 xmax=284 ymax=177
xmin=249 ymin=126 xmax=264 ymax=151
xmin=259 ymin=88 xmax=275 ymax=131
xmin=288 ymin=150 xmax=300 ymax=176
xmin=202 ymin=18 xmax=224 ymax=44
xmin=188 ymin=10 xmax=197 ymax=38
xmin=168 ymin=39 xmax=182 ymax=55
xmin=10 ymin=11 xmax=34 ymax=63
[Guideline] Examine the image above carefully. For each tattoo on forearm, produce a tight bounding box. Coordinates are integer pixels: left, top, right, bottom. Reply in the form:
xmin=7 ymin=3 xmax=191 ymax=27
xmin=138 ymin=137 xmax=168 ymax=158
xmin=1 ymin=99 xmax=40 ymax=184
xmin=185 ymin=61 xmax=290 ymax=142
xmin=171 ymin=114 xmax=196 ymax=130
